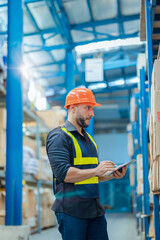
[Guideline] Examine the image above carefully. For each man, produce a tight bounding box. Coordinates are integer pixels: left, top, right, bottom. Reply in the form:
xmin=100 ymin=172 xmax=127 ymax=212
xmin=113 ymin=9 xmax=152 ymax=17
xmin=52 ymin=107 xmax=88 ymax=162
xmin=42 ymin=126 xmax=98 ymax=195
xmin=46 ymin=87 xmax=127 ymax=240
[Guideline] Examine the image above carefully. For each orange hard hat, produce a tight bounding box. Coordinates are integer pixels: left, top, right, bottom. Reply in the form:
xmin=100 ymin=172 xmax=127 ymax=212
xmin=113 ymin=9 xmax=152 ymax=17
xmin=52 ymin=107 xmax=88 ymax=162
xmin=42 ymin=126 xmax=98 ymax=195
xmin=64 ymin=87 xmax=101 ymax=109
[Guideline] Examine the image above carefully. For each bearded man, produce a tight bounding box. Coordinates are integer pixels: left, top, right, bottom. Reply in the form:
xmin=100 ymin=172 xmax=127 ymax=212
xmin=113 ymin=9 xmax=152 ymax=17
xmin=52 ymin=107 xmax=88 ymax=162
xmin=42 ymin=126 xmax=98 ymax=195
xmin=46 ymin=87 xmax=126 ymax=240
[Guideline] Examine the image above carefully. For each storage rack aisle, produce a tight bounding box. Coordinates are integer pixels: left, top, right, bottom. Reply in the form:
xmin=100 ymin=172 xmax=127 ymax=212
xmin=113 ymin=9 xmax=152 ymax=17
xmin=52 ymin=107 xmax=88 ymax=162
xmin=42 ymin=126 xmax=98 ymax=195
xmin=0 ymin=81 xmax=58 ymax=233
xmin=128 ymin=0 xmax=160 ymax=239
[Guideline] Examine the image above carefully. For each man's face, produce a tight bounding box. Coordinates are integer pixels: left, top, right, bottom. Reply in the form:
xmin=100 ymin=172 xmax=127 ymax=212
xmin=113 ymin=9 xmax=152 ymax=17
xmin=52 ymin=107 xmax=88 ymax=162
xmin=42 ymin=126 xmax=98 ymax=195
xmin=75 ymin=104 xmax=94 ymax=128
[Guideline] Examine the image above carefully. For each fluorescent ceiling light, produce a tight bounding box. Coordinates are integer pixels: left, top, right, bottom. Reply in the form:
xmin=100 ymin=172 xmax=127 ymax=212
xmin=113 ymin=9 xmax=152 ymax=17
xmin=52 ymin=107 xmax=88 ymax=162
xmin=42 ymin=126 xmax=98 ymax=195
xmin=45 ymin=89 xmax=55 ymax=97
xmin=126 ymin=76 xmax=139 ymax=84
xmin=75 ymin=37 xmax=142 ymax=55
xmin=88 ymin=82 xmax=107 ymax=90
xmin=99 ymin=104 xmax=119 ymax=109
xmin=59 ymin=88 xmax=67 ymax=95
xmin=109 ymin=79 xmax=125 ymax=87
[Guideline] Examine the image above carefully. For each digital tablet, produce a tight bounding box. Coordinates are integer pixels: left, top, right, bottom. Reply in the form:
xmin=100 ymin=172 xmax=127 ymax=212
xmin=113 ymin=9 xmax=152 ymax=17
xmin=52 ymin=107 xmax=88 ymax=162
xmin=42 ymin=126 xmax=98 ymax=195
xmin=106 ymin=159 xmax=136 ymax=176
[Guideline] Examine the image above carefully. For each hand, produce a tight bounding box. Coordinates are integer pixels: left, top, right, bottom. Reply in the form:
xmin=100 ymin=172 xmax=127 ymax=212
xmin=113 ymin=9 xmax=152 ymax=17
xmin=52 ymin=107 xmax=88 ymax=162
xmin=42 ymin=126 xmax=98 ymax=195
xmin=113 ymin=166 xmax=127 ymax=179
xmin=96 ymin=161 xmax=115 ymax=177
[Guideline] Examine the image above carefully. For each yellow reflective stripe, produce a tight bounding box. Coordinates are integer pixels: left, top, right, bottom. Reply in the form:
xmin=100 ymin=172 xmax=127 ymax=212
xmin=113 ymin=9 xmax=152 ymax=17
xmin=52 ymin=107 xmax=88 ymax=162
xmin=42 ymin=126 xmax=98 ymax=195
xmin=87 ymin=133 xmax=98 ymax=153
xmin=75 ymin=177 xmax=98 ymax=185
xmin=74 ymin=157 xmax=98 ymax=165
xmin=61 ymin=127 xmax=82 ymax=159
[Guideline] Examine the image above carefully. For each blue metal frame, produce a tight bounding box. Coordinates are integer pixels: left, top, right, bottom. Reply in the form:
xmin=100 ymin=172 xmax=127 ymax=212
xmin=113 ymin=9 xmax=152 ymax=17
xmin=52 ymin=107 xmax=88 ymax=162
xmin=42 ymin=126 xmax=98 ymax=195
xmin=71 ymin=14 xmax=140 ymax=30
xmin=36 ymin=117 xmax=41 ymax=233
xmin=145 ymin=0 xmax=153 ymax=99
xmin=117 ymin=0 xmax=124 ymax=35
xmin=153 ymin=194 xmax=160 ymax=240
xmin=145 ymin=1 xmax=160 ymax=239
xmin=5 ymin=0 xmax=23 ymax=225
xmin=65 ymin=50 xmax=74 ymax=93
xmin=140 ymin=67 xmax=150 ymax=240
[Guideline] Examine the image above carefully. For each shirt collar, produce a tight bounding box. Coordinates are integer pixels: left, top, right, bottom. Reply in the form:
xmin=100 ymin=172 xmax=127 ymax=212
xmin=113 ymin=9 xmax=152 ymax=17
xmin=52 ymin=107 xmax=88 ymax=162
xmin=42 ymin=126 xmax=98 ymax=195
xmin=63 ymin=120 xmax=90 ymax=142
xmin=63 ymin=120 xmax=86 ymax=134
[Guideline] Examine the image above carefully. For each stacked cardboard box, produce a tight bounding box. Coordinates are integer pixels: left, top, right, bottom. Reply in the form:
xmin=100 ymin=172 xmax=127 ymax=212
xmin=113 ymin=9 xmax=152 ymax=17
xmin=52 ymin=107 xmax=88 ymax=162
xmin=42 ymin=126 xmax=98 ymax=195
xmin=127 ymin=124 xmax=134 ymax=158
xmin=149 ymin=60 xmax=160 ymax=193
xmin=36 ymin=146 xmax=52 ymax=181
xmin=36 ymin=107 xmax=66 ymax=130
xmin=41 ymin=189 xmax=56 ymax=229
xmin=23 ymin=135 xmax=37 ymax=153
xmin=23 ymin=185 xmax=38 ymax=231
xmin=0 ymin=190 xmax=5 ymax=225
xmin=0 ymin=108 xmax=6 ymax=168
xmin=136 ymin=154 xmax=143 ymax=195
xmin=130 ymin=96 xmax=137 ymax=122
xmin=36 ymin=157 xmax=52 ymax=181
xmin=149 ymin=213 xmax=155 ymax=238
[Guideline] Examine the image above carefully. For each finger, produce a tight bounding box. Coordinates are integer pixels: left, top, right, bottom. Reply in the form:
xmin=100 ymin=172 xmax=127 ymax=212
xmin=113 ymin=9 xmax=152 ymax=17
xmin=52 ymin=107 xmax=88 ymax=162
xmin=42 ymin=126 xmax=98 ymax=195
xmin=114 ymin=170 xmax=122 ymax=177
xmin=113 ymin=171 xmax=123 ymax=179
xmin=113 ymin=173 xmax=121 ymax=179
xmin=122 ymin=166 xmax=127 ymax=174
xmin=102 ymin=161 xmax=115 ymax=165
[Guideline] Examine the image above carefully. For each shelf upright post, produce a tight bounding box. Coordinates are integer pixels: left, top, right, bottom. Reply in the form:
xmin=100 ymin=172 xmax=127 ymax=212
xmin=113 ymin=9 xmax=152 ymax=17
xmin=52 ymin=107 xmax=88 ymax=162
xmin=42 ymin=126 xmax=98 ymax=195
xmin=66 ymin=50 xmax=74 ymax=93
xmin=153 ymin=194 xmax=160 ymax=240
xmin=5 ymin=0 xmax=23 ymax=225
xmin=36 ymin=117 xmax=41 ymax=233
xmin=145 ymin=0 xmax=153 ymax=98
xmin=145 ymin=1 xmax=160 ymax=239
xmin=140 ymin=67 xmax=150 ymax=240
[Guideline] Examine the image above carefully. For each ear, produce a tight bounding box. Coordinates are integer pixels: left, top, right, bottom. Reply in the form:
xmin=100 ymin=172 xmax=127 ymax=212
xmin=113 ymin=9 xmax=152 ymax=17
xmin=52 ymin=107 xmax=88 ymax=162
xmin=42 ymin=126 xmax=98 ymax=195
xmin=69 ymin=105 xmax=76 ymax=113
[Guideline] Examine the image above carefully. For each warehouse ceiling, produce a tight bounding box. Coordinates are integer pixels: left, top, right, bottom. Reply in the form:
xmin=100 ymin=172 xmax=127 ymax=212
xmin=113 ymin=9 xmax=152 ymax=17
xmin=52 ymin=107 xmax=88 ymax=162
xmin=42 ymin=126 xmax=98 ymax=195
xmin=0 ymin=0 xmax=145 ymax=132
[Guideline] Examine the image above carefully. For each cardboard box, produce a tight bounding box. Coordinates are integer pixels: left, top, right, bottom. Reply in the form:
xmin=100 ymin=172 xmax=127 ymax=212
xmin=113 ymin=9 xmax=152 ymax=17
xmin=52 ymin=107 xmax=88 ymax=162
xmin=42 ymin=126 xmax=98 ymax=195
xmin=28 ymin=188 xmax=36 ymax=218
xmin=0 ymin=210 xmax=5 ymax=225
xmin=41 ymin=208 xmax=56 ymax=229
xmin=151 ymin=159 xmax=159 ymax=192
xmin=36 ymin=158 xmax=52 ymax=181
xmin=0 ymin=148 xmax=6 ymax=167
xmin=36 ymin=109 xmax=66 ymax=130
xmin=153 ymin=90 xmax=160 ymax=123
xmin=0 ymin=109 xmax=6 ymax=130
xmin=0 ymin=129 xmax=6 ymax=150
xmin=137 ymin=179 xmax=143 ymax=195
xmin=23 ymin=185 xmax=29 ymax=219
xmin=158 ymin=156 xmax=160 ymax=191
xmin=40 ymin=146 xmax=47 ymax=157
xmin=137 ymin=154 xmax=143 ymax=170
xmin=152 ymin=60 xmax=160 ymax=90
xmin=153 ymin=123 xmax=160 ymax=158
xmin=0 ymin=191 xmax=5 ymax=211
xmin=129 ymin=164 xmax=135 ymax=187
xmin=149 ymin=214 xmax=155 ymax=238
xmin=127 ymin=133 xmax=134 ymax=157
xmin=130 ymin=96 xmax=137 ymax=122
xmin=23 ymin=135 xmax=37 ymax=154
xmin=36 ymin=110 xmax=59 ymax=130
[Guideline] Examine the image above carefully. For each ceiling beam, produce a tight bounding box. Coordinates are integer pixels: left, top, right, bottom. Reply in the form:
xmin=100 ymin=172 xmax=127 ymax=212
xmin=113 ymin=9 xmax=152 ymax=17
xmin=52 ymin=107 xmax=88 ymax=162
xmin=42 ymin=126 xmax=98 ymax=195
xmin=71 ymin=14 xmax=140 ymax=30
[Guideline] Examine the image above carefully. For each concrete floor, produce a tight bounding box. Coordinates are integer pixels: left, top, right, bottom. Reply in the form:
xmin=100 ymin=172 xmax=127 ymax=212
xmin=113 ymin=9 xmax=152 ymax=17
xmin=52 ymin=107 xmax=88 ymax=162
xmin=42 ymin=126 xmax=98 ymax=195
xmin=30 ymin=213 xmax=138 ymax=240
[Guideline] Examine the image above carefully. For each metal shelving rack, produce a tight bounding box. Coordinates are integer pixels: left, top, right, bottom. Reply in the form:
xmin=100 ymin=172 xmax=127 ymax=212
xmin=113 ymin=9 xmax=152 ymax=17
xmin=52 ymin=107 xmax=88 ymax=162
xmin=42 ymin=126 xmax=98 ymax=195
xmin=130 ymin=76 xmax=150 ymax=239
xmin=146 ymin=1 xmax=160 ymax=240
xmin=137 ymin=0 xmax=160 ymax=239
xmin=0 ymin=82 xmax=52 ymax=232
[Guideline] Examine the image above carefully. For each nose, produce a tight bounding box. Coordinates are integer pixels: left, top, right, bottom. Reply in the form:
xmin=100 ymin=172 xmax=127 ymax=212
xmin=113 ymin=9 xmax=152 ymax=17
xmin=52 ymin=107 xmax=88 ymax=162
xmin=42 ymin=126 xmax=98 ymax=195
xmin=89 ymin=108 xmax=94 ymax=117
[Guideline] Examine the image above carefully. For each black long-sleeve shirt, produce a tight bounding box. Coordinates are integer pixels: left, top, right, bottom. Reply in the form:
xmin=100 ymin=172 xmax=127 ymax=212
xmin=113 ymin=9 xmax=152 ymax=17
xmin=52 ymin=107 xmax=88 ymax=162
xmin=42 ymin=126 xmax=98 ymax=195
xmin=46 ymin=120 xmax=105 ymax=218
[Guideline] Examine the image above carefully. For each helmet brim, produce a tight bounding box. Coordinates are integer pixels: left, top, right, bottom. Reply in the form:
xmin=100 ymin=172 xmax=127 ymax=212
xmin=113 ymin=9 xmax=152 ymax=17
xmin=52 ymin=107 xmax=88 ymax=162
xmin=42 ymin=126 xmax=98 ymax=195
xmin=64 ymin=102 xmax=101 ymax=109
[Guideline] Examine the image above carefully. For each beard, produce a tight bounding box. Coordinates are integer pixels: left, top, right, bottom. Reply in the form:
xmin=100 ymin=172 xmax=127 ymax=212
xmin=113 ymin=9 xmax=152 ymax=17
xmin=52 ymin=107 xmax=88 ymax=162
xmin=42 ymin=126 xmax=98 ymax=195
xmin=76 ymin=116 xmax=91 ymax=128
